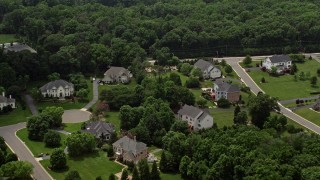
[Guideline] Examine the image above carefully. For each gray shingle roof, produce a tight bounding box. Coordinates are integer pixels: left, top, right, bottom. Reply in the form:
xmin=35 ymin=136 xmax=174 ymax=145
xmin=104 ymin=67 xmax=130 ymax=77
xmin=0 ymin=95 xmax=15 ymax=103
xmin=194 ymin=59 xmax=215 ymax=72
xmin=39 ymin=79 xmax=74 ymax=92
xmin=268 ymin=55 xmax=292 ymax=63
xmin=82 ymin=121 xmax=115 ymax=136
xmin=215 ymin=81 xmax=240 ymax=93
xmin=112 ymin=136 xmax=147 ymax=155
xmin=177 ymin=104 xmax=203 ymax=119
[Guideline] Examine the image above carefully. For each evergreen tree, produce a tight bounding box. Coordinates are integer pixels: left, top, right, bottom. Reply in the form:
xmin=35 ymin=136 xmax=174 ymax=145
xmin=121 ymin=169 xmax=128 ymax=180
xmin=150 ymin=161 xmax=160 ymax=180
xmin=132 ymin=166 xmax=140 ymax=180
xmin=159 ymin=151 xmax=168 ymax=172
xmin=108 ymin=173 xmax=116 ymax=180
xmin=234 ymin=105 xmax=240 ymax=119
xmin=138 ymin=159 xmax=150 ymax=180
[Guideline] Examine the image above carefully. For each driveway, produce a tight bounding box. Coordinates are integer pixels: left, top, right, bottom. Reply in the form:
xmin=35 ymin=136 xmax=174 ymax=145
xmin=82 ymin=79 xmax=99 ymax=111
xmin=0 ymin=123 xmax=52 ymax=180
xmin=25 ymin=94 xmax=39 ymax=115
xmin=62 ymin=109 xmax=91 ymax=123
xmin=224 ymin=57 xmax=320 ymax=134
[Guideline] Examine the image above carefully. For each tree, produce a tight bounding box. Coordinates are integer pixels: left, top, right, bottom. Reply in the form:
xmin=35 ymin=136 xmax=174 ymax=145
xmin=159 ymin=151 xmax=168 ymax=172
xmin=170 ymin=120 xmax=189 ymax=135
xmin=0 ymin=63 xmax=16 ymax=88
xmin=179 ymin=155 xmax=191 ymax=178
xmin=192 ymin=68 xmax=203 ymax=80
xmin=180 ymin=63 xmax=193 ymax=76
xmin=224 ymin=65 xmax=233 ymax=75
xmin=220 ymin=60 xmax=227 ymax=67
xmin=261 ymin=77 xmax=266 ymax=83
xmin=109 ymin=173 xmax=116 ymax=180
xmin=150 ymin=161 xmax=160 ymax=180
xmin=299 ymin=71 xmax=305 ymax=80
xmin=0 ymin=161 xmax=33 ymax=179
xmin=234 ymin=105 xmax=241 ymax=119
xmin=76 ymin=88 xmax=89 ymax=101
xmin=169 ymin=72 xmax=182 ymax=86
xmin=65 ymin=170 xmax=81 ymax=180
xmin=217 ymin=97 xmax=230 ymax=108
xmin=138 ymin=159 xmax=150 ymax=180
xmin=0 ymin=151 xmax=5 ymax=167
xmin=121 ymin=169 xmax=128 ymax=180
xmin=65 ymin=133 xmax=96 ymax=157
xmin=234 ymin=111 xmax=248 ymax=125
xmin=5 ymin=153 xmax=18 ymax=163
xmin=185 ymin=77 xmax=200 ymax=88
xmin=26 ymin=115 xmax=49 ymax=141
xmin=197 ymin=99 xmax=207 ymax=108
xmin=48 ymin=72 xmax=60 ymax=81
xmin=243 ymin=55 xmax=252 ymax=66
xmin=270 ymin=66 xmax=278 ymax=76
xmin=0 ymin=136 xmax=6 ymax=152
xmin=290 ymin=63 xmax=297 ymax=74
xmin=50 ymin=148 xmax=67 ymax=170
xmin=42 ymin=106 xmax=64 ymax=128
xmin=311 ymin=76 xmax=317 ymax=87
xmin=301 ymin=166 xmax=320 ymax=179
xmin=248 ymin=93 xmax=279 ymax=129
xmin=44 ymin=131 xmax=61 ymax=147
xmin=132 ymin=166 xmax=140 ymax=180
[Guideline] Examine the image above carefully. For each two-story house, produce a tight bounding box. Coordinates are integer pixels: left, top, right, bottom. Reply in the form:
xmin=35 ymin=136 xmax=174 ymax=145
xmin=0 ymin=92 xmax=15 ymax=110
xmin=177 ymin=105 xmax=214 ymax=131
xmin=40 ymin=79 xmax=74 ymax=98
xmin=112 ymin=136 xmax=148 ymax=164
xmin=214 ymin=79 xmax=240 ymax=103
xmin=262 ymin=55 xmax=292 ymax=72
xmin=103 ymin=67 xmax=132 ymax=84
xmin=82 ymin=121 xmax=115 ymax=141
xmin=194 ymin=59 xmax=221 ymax=79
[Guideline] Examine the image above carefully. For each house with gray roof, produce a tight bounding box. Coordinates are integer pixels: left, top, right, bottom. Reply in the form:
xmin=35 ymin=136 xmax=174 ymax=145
xmin=194 ymin=59 xmax=221 ymax=79
xmin=103 ymin=67 xmax=132 ymax=84
xmin=1 ymin=42 xmax=37 ymax=53
xmin=113 ymin=136 xmax=148 ymax=164
xmin=262 ymin=55 xmax=292 ymax=72
xmin=214 ymin=79 xmax=240 ymax=103
xmin=177 ymin=105 xmax=214 ymax=131
xmin=82 ymin=121 xmax=115 ymax=141
xmin=40 ymin=79 xmax=74 ymax=98
xmin=0 ymin=92 xmax=15 ymax=110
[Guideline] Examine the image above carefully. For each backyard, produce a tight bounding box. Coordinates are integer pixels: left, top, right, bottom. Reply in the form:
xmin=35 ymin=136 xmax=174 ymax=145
xmin=0 ymin=105 xmax=32 ymax=127
xmin=0 ymin=34 xmax=17 ymax=43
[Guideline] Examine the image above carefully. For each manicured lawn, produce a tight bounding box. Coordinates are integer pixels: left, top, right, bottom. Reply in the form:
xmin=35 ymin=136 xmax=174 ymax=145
xmin=16 ymin=128 xmax=67 ymax=156
xmin=63 ymin=123 xmax=83 ymax=133
xmin=105 ymin=111 xmax=120 ymax=133
xmin=36 ymin=101 xmax=87 ymax=111
xmin=160 ymin=172 xmax=182 ymax=180
xmin=239 ymin=60 xmax=262 ymax=68
xmin=0 ymin=34 xmax=17 ymax=43
xmin=40 ymin=151 xmax=123 ymax=180
xmin=210 ymin=107 xmax=235 ymax=128
xmin=0 ymin=105 xmax=32 ymax=127
xmin=248 ymin=60 xmax=320 ymax=100
xmin=294 ymin=108 xmax=320 ymax=126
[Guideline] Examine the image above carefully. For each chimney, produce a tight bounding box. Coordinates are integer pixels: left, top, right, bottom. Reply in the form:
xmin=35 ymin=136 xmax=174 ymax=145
xmin=134 ymin=136 xmax=136 ymax=141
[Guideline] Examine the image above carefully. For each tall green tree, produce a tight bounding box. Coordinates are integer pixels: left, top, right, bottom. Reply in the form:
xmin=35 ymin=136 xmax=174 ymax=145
xmin=150 ymin=161 xmax=160 ymax=180
xmin=120 ymin=169 xmax=128 ymax=180
xmin=132 ymin=166 xmax=140 ymax=180
xmin=50 ymin=148 xmax=67 ymax=170
xmin=138 ymin=159 xmax=150 ymax=180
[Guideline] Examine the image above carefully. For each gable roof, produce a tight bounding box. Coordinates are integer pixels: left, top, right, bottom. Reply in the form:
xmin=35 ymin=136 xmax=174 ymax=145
xmin=112 ymin=136 xmax=147 ymax=155
xmin=194 ymin=59 xmax=216 ymax=72
xmin=104 ymin=67 xmax=130 ymax=77
xmin=268 ymin=55 xmax=292 ymax=63
xmin=83 ymin=121 xmax=115 ymax=136
xmin=0 ymin=95 xmax=15 ymax=103
xmin=178 ymin=104 xmax=203 ymax=119
xmin=40 ymin=79 xmax=74 ymax=92
xmin=215 ymin=80 xmax=240 ymax=93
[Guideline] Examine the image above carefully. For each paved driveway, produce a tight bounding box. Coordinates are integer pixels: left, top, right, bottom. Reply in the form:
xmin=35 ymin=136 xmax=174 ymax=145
xmin=224 ymin=57 xmax=320 ymax=134
xmin=82 ymin=79 xmax=99 ymax=111
xmin=0 ymin=123 xmax=52 ymax=180
xmin=62 ymin=109 xmax=91 ymax=123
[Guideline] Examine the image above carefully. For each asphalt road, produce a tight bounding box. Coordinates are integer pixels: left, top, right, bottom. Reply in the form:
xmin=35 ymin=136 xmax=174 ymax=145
xmin=0 ymin=123 xmax=52 ymax=180
xmin=225 ymin=57 xmax=320 ymax=134
xmin=83 ymin=79 xmax=99 ymax=110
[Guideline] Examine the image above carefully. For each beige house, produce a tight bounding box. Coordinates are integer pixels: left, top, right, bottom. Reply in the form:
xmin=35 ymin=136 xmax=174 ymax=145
xmin=0 ymin=92 xmax=15 ymax=110
xmin=103 ymin=67 xmax=132 ymax=84
xmin=177 ymin=105 xmax=214 ymax=131
xmin=40 ymin=79 xmax=74 ymax=98
xmin=112 ymin=136 xmax=147 ymax=164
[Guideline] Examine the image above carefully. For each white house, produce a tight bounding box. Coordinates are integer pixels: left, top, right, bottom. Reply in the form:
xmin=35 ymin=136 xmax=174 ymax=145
xmin=262 ymin=55 xmax=292 ymax=72
xmin=177 ymin=104 xmax=214 ymax=131
xmin=194 ymin=59 xmax=221 ymax=79
xmin=213 ymin=79 xmax=240 ymax=103
xmin=39 ymin=79 xmax=74 ymax=98
xmin=103 ymin=67 xmax=132 ymax=84
xmin=0 ymin=92 xmax=15 ymax=110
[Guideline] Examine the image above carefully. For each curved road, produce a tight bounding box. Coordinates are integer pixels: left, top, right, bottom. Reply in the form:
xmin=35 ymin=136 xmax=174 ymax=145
xmin=225 ymin=57 xmax=320 ymax=134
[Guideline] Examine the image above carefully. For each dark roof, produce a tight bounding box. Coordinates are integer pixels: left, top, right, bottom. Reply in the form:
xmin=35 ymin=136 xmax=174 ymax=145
xmin=215 ymin=81 xmax=240 ymax=93
xmin=104 ymin=67 xmax=130 ymax=77
xmin=0 ymin=95 xmax=15 ymax=103
xmin=177 ymin=104 xmax=203 ymax=119
xmin=194 ymin=59 xmax=215 ymax=72
xmin=82 ymin=121 xmax=115 ymax=136
xmin=268 ymin=55 xmax=292 ymax=63
xmin=39 ymin=79 xmax=74 ymax=92
xmin=112 ymin=136 xmax=147 ymax=155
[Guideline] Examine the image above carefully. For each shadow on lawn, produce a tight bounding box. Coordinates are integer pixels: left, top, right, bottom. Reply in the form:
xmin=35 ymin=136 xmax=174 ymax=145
xmin=68 ymin=150 xmax=101 ymax=161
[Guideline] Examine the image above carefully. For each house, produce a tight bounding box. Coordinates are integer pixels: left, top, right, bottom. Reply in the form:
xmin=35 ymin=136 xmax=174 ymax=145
xmin=40 ymin=79 xmax=74 ymax=98
xmin=0 ymin=92 xmax=15 ymax=110
xmin=82 ymin=121 xmax=115 ymax=141
xmin=1 ymin=42 xmax=37 ymax=53
xmin=213 ymin=79 xmax=240 ymax=103
xmin=262 ymin=55 xmax=292 ymax=72
xmin=103 ymin=67 xmax=132 ymax=84
xmin=113 ymin=136 xmax=148 ymax=164
xmin=177 ymin=105 xmax=214 ymax=131
xmin=194 ymin=59 xmax=221 ymax=79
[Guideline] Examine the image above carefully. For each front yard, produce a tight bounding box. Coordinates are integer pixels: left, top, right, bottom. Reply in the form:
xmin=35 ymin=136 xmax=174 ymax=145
xmin=294 ymin=108 xmax=320 ymax=126
xmin=40 ymin=151 xmax=123 ymax=180
xmin=0 ymin=105 xmax=32 ymax=127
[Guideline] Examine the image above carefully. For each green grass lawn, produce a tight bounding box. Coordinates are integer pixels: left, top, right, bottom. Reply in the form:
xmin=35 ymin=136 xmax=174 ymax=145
xmin=294 ymin=108 xmax=320 ymax=126
xmin=63 ymin=123 xmax=83 ymax=133
xmin=40 ymin=151 xmax=123 ymax=180
xmin=210 ymin=107 xmax=235 ymax=128
xmin=160 ymin=172 xmax=182 ymax=180
xmin=16 ymin=128 xmax=67 ymax=156
xmin=105 ymin=111 xmax=120 ymax=133
xmin=0 ymin=105 xmax=32 ymax=127
xmin=36 ymin=101 xmax=87 ymax=111
xmin=0 ymin=34 xmax=17 ymax=43
xmin=248 ymin=60 xmax=320 ymax=100
xmin=239 ymin=60 xmax=262 ymax=68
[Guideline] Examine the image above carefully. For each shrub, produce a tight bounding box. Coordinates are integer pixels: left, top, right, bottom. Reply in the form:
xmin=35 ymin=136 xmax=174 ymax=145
xmin=50 ymin=148 xmax=67 ymax=170
xmin=286 ymin=124 xmax=303 ymax=134
xmin=217 ymin=97 xmax=230 ymax=108
xmin=185 ymin=77 xmax=200 ymax=88
xmin=261 ymin=77 xmax=266 ymax=83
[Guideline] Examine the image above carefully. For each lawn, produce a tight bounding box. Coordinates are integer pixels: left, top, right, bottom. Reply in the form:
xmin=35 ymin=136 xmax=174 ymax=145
xmin=16 ymin=128 xmax=67 ymax=156
xmin=105 ymin=111 xmax=120 ymax=133
xmin=36 ymin=100 xmax=87 ymax=111
xmin=294 ymin=108 xmax=320 ymax=126
xmin=210 ymin=107 xmax=235 ymax=128
xmin=40 ymin=151 xmax=123 ymax=180
xmin=248 ymin=60 xmax=320 ymax=100
xmin=0 ymin=105 xmax=32 ymax=127
xmin=0 ymin=34 xmax=17 ymax=43
xmin=239 ymin=60 xmax=262 ymax=68
xmin=98 ymin=78 xmax=137 ymax=94
xmin=63 ymin=123 xmax=83 ymax=133
xmin=160 ymin=173 xmax=182 ymax=180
